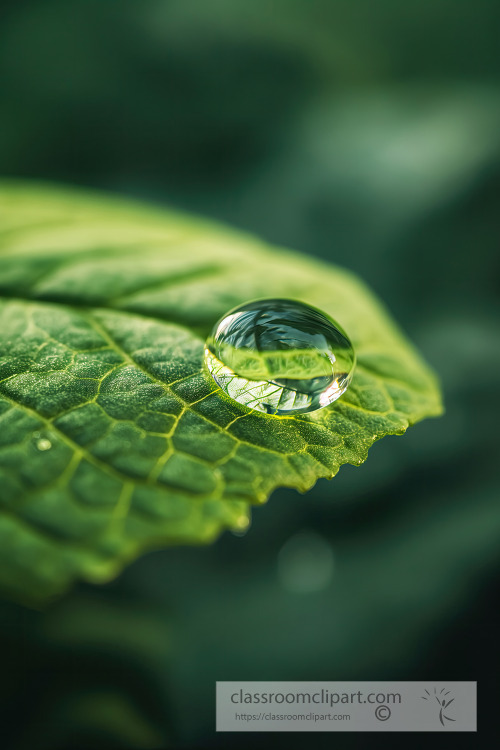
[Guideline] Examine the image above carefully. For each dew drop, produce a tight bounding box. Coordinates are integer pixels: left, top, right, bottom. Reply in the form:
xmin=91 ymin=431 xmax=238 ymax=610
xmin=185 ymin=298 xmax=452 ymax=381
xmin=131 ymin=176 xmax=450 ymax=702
xmin=36 ymin=438 xmax=52 ymax=451
xmin=204 ymin=298 xmax=356 ymax=415
xmin=231 ymin=513 xmax=251 ymax=536
xmin=235 ymin=514 xmax=250 ymax=529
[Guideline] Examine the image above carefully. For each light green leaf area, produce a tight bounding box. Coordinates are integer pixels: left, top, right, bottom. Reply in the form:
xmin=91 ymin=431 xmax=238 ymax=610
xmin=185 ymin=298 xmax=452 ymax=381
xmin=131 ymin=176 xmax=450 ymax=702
xmin=0 ymin=181 xmax=442 ymax=605
xmin=208 ymin=344 xmax=340 ymax=380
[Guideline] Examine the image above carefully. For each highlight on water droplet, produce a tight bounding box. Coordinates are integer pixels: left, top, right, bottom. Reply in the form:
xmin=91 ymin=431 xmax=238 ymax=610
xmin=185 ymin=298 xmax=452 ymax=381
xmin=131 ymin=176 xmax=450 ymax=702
xmin=204 ymin=298 xmax=355 ymax=415
xmin=36 ymin=438 xmax=52 ymax=451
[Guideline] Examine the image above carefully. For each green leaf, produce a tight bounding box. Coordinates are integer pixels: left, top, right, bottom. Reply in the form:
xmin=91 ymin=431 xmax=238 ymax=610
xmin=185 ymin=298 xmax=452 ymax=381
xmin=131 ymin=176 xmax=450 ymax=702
xmin=0 ymin=180 xmax=442 ymax=605
xmin=207 ymin=343 xmax=338 ymax=381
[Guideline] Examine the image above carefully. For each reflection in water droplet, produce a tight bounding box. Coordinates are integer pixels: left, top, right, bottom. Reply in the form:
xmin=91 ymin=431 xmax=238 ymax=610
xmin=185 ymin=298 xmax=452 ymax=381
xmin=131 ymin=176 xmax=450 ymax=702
xmin=277 ymin=531 xmax=335 ymax=594
xmin=204 ymin=299 xmax=355 ymax=415
xmin=36 ymin=438 xmax=52 ymax=451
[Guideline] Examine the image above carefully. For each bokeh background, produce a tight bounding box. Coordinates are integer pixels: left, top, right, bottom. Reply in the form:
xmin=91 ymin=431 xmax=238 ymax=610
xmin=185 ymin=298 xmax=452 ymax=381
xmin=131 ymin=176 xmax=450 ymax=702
xmin=1 ymin=1 xmax=499 ymax=747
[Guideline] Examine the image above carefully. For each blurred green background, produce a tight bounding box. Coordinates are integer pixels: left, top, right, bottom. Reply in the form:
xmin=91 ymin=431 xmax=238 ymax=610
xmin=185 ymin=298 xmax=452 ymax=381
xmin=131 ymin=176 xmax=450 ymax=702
xmin=1 ymin=1 xmax=499 ymax=747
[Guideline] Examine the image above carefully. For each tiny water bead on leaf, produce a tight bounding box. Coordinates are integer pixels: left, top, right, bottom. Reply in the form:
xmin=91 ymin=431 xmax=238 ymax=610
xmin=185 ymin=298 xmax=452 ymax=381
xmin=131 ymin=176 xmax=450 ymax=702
xmin=204 ymin=298 xmax=356 ymax=415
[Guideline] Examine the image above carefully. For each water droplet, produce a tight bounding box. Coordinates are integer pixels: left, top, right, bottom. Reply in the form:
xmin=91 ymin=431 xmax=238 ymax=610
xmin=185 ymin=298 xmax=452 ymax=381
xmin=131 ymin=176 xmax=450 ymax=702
xmin=36 ymin=438 xmax=52 ymax=451
xmin=277 ymin=531 xmax=335 ymax=594
xmin=231 ymin=513 xmax=251 ymax=536
xmin=205 ymin=298 xmax=355 ymax=415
